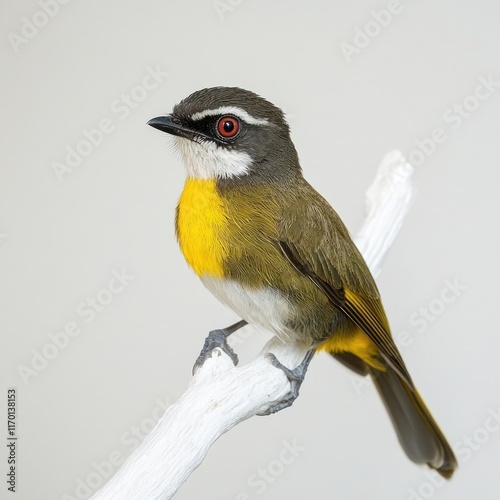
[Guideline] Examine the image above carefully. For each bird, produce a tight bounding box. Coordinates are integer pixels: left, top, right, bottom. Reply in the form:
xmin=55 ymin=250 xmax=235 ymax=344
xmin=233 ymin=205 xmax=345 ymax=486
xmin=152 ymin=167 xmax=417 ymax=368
xmin=147 ymin=86 xmax=457 ymax=478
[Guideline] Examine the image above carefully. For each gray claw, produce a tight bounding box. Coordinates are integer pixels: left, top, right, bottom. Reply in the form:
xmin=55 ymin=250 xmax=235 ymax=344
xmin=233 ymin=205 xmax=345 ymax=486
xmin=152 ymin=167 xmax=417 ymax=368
xmin=193 ymin=330 xmax=239 ymax=374
xmin=258 ymin=350 xmax=315 ymax=416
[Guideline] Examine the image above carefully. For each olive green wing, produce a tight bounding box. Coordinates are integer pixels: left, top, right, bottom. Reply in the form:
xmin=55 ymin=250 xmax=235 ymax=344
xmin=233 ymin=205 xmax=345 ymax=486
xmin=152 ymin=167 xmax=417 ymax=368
xmin=278 ymin=193 xmax=413 ymax=388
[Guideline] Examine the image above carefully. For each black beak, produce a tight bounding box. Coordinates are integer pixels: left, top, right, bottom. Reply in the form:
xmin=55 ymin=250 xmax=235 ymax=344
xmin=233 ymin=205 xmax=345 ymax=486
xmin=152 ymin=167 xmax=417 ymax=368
xmin=147 ymin=115 xmax=209 ymax=142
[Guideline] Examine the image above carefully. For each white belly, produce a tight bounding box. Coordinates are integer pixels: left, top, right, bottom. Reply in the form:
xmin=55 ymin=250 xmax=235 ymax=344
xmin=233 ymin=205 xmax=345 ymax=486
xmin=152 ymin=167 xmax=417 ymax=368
xmin=201 ymin=276 xmax=294 ymax=341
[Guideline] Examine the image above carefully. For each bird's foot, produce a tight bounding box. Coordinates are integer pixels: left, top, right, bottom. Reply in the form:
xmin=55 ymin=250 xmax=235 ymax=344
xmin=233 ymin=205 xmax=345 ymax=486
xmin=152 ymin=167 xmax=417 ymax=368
xmin=192 ymin=320 xmax=247 ymax=374
xmin=258 ymin=349 xmax=315 ymax=415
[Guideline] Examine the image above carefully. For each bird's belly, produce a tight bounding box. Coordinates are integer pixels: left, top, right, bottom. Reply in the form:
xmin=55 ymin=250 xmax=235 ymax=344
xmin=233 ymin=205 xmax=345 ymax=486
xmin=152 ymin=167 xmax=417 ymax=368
xmin=201 ymin=276 xmax=295 ymax=341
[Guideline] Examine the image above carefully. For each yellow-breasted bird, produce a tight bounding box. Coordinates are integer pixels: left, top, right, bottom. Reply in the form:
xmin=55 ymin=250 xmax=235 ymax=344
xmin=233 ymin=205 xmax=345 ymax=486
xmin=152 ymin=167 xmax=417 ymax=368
xmin=148 ymin=87 xmax=457 ymax=478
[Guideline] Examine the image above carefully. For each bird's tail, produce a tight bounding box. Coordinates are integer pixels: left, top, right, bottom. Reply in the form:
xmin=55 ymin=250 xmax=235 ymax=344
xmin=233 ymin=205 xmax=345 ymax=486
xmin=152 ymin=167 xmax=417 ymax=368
xmin=369 ymin=364 xmax=457 ymax=478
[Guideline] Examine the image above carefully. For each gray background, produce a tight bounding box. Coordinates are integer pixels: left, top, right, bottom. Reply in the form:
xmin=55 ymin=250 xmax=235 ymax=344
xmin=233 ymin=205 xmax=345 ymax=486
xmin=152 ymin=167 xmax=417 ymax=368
xmin=1 ymin=1 xmax=499 ymax=499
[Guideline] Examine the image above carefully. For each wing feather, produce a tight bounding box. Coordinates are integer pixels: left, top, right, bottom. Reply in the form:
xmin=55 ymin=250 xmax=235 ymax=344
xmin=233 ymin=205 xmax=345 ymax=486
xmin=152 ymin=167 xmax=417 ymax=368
xmin=278 ymin=189 xmax=413 ymax=388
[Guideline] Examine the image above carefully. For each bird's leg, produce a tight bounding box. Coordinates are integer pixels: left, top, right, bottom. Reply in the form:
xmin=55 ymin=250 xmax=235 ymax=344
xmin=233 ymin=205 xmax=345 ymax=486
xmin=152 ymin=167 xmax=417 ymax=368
xmin=258 ymin=348 xmax=316 ymax=415
xmin=193 ymin=320 xmax=247 ymax=374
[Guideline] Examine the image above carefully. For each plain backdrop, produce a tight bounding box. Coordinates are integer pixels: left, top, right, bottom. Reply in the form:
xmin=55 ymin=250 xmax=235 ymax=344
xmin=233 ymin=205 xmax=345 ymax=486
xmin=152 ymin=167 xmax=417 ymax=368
xmin=1 ymin=1 xmax=500 ymax=499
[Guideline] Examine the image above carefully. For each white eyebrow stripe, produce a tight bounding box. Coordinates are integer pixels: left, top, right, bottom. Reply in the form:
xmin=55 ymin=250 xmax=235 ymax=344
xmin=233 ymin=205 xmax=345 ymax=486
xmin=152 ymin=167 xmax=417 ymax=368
xmin=190 ymin=106 xmax=270 ymax=126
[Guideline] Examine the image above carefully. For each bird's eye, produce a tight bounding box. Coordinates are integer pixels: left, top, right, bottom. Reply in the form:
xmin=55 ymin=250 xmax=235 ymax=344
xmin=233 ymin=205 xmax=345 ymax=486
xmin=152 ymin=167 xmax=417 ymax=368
xmin=217 ymin=116 xmax=240 ymax=138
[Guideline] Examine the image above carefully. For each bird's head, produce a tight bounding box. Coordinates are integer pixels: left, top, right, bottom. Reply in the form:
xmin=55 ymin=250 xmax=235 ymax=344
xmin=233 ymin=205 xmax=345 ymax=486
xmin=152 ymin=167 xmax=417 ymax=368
xmin=148 ymin=87 xmax=300 ymax=182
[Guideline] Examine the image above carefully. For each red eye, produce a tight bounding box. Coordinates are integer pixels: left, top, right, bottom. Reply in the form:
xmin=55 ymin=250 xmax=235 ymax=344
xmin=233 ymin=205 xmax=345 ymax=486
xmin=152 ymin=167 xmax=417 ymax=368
xmin=217 ymin=116 xmax=240 ymax=138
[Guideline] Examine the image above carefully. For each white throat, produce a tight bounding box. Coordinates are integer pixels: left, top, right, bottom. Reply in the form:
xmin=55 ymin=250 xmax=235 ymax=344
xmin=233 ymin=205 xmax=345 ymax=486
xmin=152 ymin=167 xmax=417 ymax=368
xmin=175 ymin=137 xmax=252 ymax=180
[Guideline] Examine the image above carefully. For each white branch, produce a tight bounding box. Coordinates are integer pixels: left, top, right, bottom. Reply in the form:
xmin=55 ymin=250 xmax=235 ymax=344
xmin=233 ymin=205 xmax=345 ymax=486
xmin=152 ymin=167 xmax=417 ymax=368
xmin=91 ymin=150 xmax=414 ymax=500
xmin=355 ymin=150 xmax=414 ymax=278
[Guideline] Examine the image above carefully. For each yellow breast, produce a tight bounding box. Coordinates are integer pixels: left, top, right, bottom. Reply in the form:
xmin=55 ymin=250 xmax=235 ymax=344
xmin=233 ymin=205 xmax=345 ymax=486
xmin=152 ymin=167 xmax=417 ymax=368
xmin=175 ymin=178 xmax=228 ymax=277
